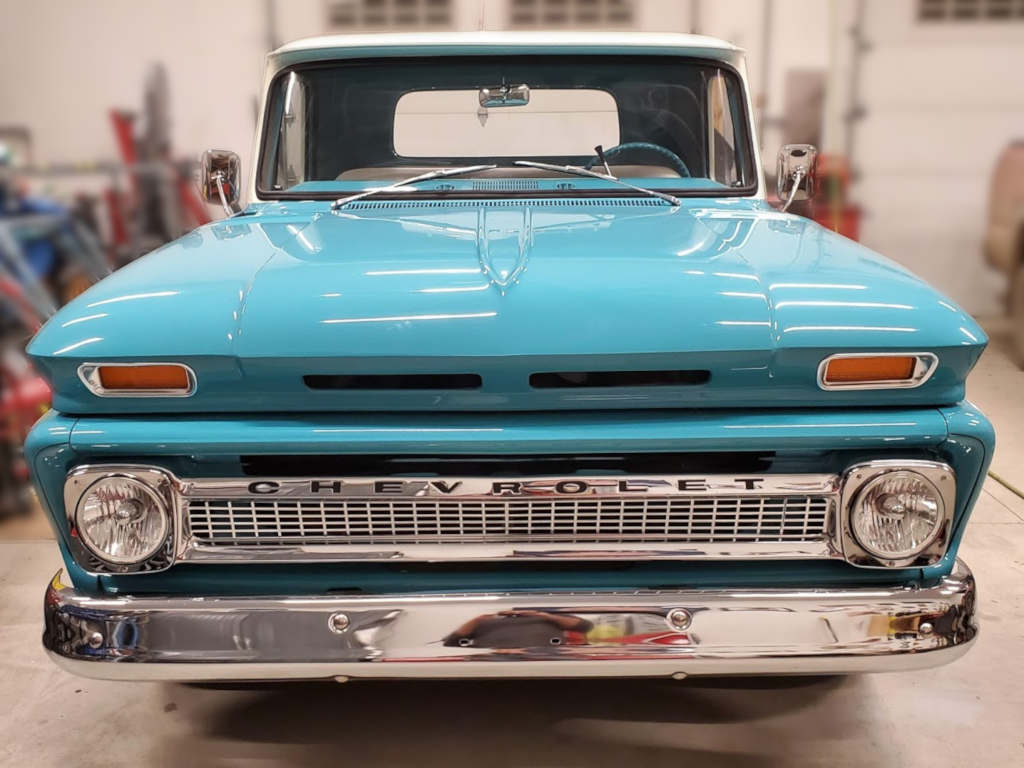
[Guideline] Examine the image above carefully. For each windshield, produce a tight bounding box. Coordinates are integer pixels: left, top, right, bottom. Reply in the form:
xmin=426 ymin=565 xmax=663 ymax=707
xmin=258 ymin=55 xmax=755 ymax=198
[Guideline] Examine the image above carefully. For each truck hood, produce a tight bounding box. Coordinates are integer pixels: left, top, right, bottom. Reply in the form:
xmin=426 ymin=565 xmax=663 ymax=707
xmin=29 ymin=198 xmax=986 ymax=413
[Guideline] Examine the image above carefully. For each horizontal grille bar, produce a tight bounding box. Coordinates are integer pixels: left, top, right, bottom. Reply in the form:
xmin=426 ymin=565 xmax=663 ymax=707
xmin=187 ymin=495 xmax=831 ymax=547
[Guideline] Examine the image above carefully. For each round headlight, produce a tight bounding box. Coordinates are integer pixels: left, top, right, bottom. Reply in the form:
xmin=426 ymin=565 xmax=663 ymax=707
xmin=75 ymin=476 xmax=170 ymax=565
xmin=850 ymin=470 xmax=944 ymax=560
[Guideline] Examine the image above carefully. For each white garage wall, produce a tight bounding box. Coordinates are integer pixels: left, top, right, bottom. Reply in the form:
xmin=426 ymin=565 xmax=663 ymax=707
xmin=0 ymin=1 xmax=266 ymax=178
xmin=837 ymin=0 xmax=1023 ymax=315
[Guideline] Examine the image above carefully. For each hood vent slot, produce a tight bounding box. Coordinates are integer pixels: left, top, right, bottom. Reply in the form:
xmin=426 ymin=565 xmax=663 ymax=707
xmin=531 ymin=370 xmax=710 ymax=389
xmin=305 ymin=373 xmax=482 ymax=391
xmin=346 ymin=198 xmax=664 ymax=210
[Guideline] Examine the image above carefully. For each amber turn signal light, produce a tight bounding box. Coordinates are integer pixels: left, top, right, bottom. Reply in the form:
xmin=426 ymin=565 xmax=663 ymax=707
xmin=98 ymin=365 xmax=190 ymax=390
xmin=824 ymin=356 xmax=915 ymax=384
xmin=818 ymin=353 xmax=937 ymax=390
xmin=79 ymin=363 xmax=196 ymax=397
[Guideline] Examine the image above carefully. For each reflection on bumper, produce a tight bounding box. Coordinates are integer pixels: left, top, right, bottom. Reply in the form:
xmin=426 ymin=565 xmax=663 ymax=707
xmin=43 ymin=561 xmax=977 ymax=681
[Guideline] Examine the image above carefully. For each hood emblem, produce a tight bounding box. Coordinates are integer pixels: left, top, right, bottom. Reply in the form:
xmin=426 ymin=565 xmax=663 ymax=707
xmin=477 ymin=207 xmax=532 ymax=294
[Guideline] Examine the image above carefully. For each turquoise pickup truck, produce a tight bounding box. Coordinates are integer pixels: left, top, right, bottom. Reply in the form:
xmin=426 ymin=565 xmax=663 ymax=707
xmin=28 ymin=33 xmax=989 ymax=682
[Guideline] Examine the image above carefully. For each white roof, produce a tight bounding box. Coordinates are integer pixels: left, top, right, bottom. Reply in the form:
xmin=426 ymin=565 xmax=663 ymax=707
xmin=270 ymin=31 xmax=742 ymax=67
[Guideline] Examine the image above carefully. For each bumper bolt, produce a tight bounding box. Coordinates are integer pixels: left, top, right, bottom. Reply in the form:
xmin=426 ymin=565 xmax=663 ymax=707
xmin=667 ymin=608 xmax=692 ymax=631
xmin=328 ymin=612 xmax=351 ymax=634
xmin=87 ymin=631 xmax=104 ymax=649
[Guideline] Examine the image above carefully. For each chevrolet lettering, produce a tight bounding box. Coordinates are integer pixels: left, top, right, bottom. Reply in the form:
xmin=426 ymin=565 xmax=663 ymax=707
xmin=243 ymin=476 xmax=776 ymax=497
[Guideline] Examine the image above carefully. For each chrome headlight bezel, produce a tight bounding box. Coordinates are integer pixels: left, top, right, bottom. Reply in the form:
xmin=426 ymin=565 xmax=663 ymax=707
xmin=63 ymin=466 xmax=178 ymax=574
xmin=839 ymin=460 xmax=956 ymax=568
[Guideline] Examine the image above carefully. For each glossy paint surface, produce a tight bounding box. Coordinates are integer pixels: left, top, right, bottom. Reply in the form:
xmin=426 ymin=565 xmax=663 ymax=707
xmin=26 ymin=400 xmax=994 ymax=596
xmin=27 ymin=198 xmax=986 ymax=414
xmin=58 ymin=407 xmax=954 ymax=456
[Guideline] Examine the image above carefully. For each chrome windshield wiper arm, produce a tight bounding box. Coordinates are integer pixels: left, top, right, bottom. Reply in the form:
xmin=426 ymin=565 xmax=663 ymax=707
xmin=331 ymin=164 xmax=498 ymax=210
xmin=512 ymin=160 xmax=680 ymax=206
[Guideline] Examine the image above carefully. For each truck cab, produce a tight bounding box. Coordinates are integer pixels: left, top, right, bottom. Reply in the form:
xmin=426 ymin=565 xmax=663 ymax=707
xmin=30 ymin=33 xmax=988 ymax=681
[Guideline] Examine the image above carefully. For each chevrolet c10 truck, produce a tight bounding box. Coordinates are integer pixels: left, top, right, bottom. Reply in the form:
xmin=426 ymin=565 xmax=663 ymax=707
xmin=29 ymin=33 xmax=990 ymax=681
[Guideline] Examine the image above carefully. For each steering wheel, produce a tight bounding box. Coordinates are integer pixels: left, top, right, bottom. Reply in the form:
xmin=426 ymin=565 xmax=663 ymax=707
xmin=586 ymin=142 xmax=691 ymax=178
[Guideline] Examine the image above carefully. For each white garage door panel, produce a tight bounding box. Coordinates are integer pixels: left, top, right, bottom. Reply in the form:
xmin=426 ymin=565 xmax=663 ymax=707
xmin=860 ymin=47 xmax=1024 ymax=108
xmin=851 ymin=1 xmax=1024 ymax=316
xmin=854 ymin=176 xmax=988 ymax=225
xmin=856 ymin=113 xmax=1024 ymax=175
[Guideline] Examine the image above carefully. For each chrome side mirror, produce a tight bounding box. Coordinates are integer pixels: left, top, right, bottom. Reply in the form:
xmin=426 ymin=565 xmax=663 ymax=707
xmin=200 ymin=149 xmax=240 ymax=216
xmin=776 ymin=144 xmax=817 ymax=212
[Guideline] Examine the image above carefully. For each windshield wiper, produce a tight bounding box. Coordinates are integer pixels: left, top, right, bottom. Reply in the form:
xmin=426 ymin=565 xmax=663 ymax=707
xmin=513 ymin=160 xmax=680 ymax=206
xmin=331 ymin=164 xmax=497 ymax=210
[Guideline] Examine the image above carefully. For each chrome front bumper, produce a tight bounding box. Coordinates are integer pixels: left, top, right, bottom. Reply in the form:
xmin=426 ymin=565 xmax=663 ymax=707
xmin=43 ymin=561 xmax=977 ymax=681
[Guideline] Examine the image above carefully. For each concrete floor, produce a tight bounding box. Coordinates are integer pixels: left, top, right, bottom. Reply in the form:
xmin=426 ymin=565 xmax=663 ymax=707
xmin=0 ymin=345 xmax=1022 ymax=767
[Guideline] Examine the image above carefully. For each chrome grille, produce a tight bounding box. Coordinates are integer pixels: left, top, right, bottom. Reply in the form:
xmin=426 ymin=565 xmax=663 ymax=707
xmin=186 ymin=495 xmax=831 ymax=547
